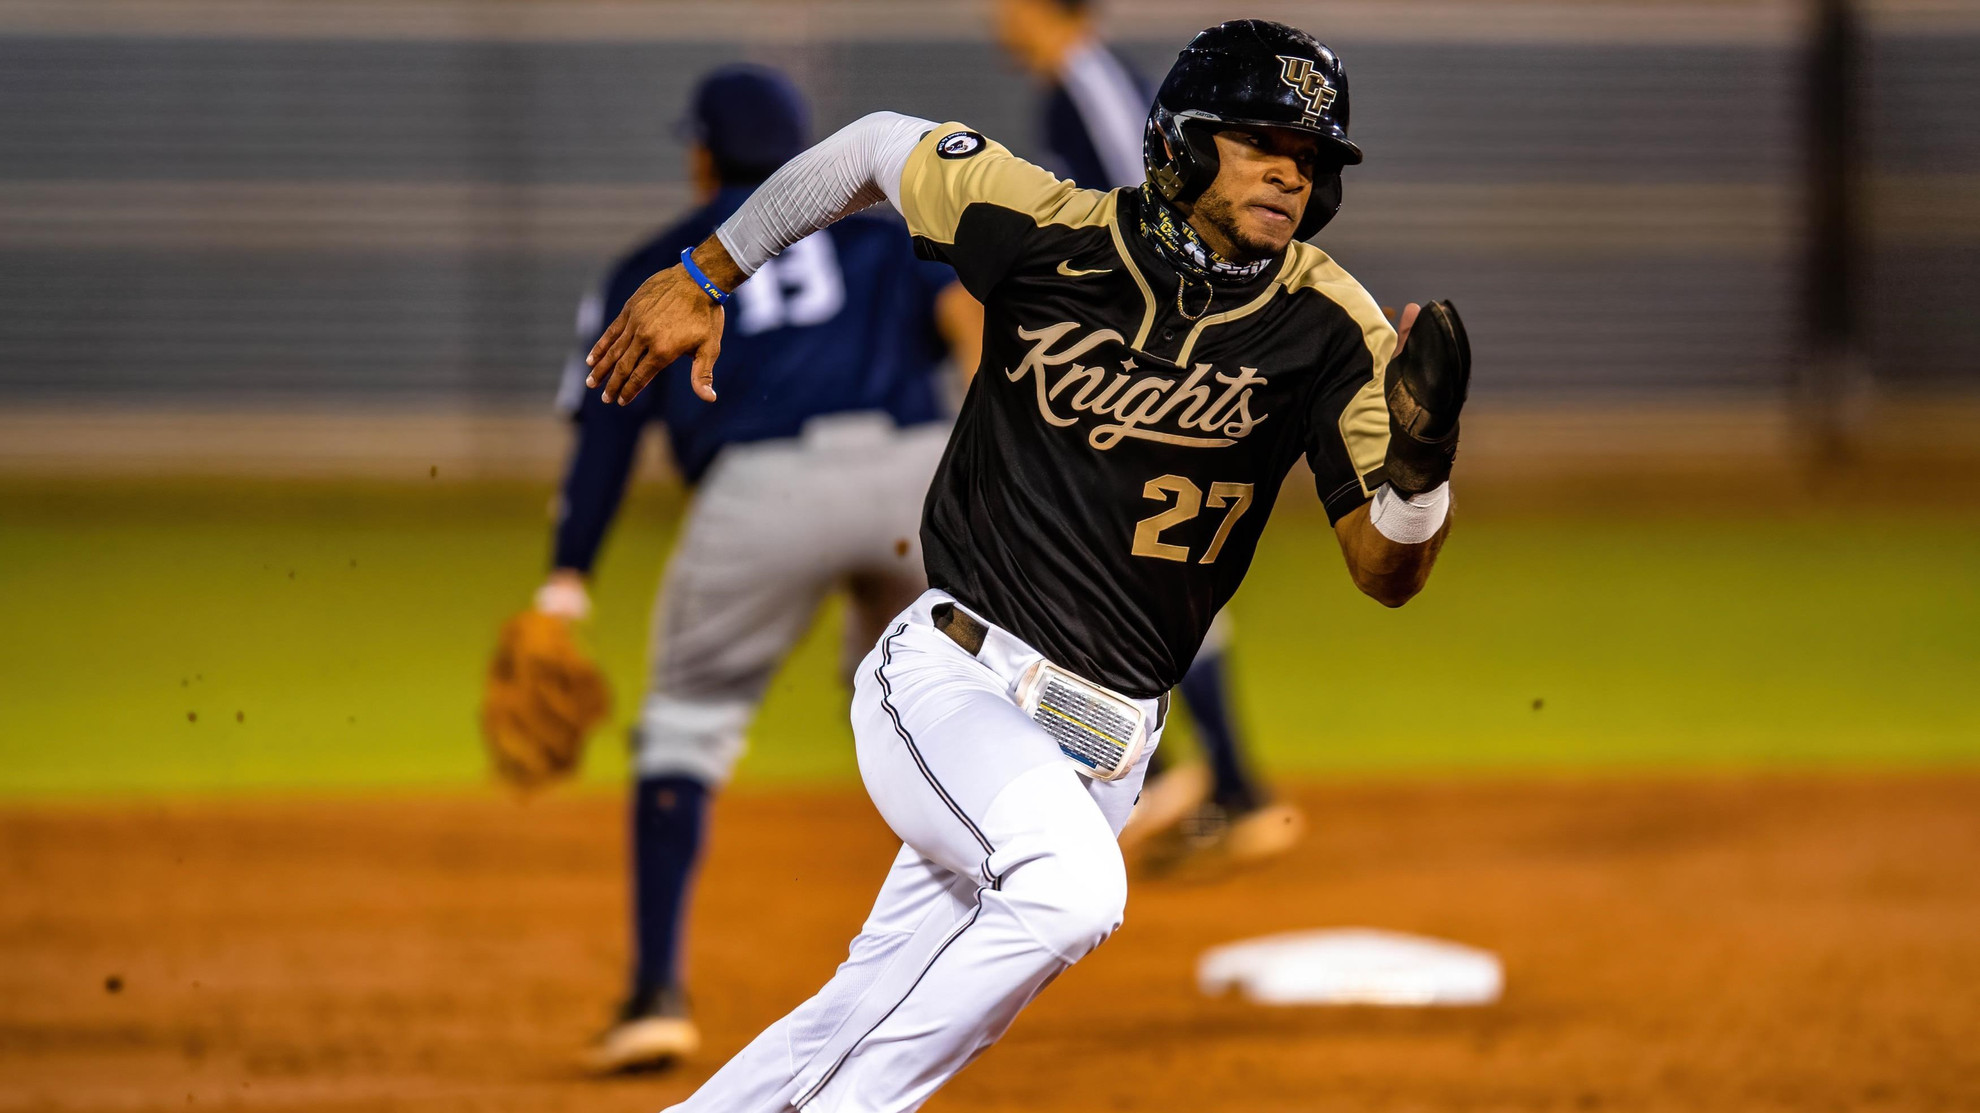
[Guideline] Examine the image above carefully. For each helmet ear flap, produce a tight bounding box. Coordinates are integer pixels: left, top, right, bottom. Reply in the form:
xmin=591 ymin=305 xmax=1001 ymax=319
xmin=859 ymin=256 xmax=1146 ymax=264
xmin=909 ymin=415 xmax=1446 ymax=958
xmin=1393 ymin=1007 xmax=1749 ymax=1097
xmin=1144 ymin=108 xmax=1220 ymax=206
xmin=1297 ymin=169 xmax=1343 ymax=240
xmin=1143 ymin=116 xmax=1183 ymax=199
xmin=1176 ymin=123 xmax=1221 ymax=204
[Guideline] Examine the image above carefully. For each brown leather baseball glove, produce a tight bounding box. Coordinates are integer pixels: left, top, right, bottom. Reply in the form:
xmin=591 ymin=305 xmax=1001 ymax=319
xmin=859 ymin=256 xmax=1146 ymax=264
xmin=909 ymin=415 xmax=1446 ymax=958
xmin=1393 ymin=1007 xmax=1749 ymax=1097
xmin=479 ymin=610 xmax=611 ymax=788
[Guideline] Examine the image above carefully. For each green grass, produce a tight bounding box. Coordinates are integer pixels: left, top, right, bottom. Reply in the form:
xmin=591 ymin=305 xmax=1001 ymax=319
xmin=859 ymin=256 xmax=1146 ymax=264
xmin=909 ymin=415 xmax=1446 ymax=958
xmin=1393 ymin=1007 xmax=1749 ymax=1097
xmin=1 ymin=479 xmax=1975 ymax=798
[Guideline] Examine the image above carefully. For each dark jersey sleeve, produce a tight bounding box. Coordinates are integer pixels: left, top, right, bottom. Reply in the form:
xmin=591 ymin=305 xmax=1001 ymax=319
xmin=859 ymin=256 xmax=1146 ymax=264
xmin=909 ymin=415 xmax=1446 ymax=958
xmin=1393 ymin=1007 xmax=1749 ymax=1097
xmin=552 ymin=381 xmax=665 ymax=573
xmin=896 ymin=122 xmax=1114 ymax=302
xmin=913 ymin=256 xmax=961 ymax=356
xmin=914 ymin=256 xmax=960 ymax=303
xmin=1304 ymin=361 xmax=1393 ymax=523
xmin=1297 ymin=259 xmax=1401 ymax=524
xmin=550 ymin=233 xmax=695 ymax=573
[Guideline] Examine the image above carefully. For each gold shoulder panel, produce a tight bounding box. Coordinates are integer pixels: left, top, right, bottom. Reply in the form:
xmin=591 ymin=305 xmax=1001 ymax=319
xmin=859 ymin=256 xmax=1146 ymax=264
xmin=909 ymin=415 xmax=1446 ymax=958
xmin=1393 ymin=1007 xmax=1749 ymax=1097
xmin=900 ymin=122 xmax=1116 ymax=246
xmin=1281 ymin=242 xmax=1398 ymax=494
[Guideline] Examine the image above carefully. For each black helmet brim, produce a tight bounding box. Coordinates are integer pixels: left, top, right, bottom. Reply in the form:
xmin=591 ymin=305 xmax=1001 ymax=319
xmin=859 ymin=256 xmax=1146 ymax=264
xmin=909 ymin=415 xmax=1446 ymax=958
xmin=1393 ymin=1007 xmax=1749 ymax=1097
xmin=1174 ymin=109 xmax=1364 ymax=167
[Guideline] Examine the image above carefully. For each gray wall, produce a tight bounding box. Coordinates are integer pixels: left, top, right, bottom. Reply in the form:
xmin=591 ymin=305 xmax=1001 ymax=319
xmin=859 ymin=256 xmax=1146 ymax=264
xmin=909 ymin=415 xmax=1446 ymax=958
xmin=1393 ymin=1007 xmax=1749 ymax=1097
xmin=1 ymin=12 xmax=1974 ymax=406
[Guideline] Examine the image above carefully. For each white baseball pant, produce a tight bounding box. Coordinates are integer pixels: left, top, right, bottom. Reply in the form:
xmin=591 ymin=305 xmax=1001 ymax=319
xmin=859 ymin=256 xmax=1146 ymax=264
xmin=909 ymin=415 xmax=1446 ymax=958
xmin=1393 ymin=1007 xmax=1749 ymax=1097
xmin=665 ymin=589 xmax=1165 ymax=1112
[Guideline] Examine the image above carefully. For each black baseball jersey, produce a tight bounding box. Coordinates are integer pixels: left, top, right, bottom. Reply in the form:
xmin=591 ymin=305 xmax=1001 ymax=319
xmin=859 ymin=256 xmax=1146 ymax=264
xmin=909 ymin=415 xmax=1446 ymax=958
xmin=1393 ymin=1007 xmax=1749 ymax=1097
xmin=900 ymin=124 xmax=1397 ymax=698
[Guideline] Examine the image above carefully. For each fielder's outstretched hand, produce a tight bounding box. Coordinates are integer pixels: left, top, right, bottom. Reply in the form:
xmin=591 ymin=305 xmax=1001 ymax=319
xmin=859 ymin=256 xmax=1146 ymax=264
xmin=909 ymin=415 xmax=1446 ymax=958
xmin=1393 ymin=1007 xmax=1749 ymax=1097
xmin=585 ymin=240 xmax=738 ymax=405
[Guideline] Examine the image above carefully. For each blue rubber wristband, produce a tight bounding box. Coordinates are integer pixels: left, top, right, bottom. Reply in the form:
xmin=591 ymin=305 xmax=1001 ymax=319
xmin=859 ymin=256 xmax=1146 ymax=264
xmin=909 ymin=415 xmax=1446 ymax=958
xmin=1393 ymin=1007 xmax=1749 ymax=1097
xmin=679 ymin=247 xmax=730 ymax=305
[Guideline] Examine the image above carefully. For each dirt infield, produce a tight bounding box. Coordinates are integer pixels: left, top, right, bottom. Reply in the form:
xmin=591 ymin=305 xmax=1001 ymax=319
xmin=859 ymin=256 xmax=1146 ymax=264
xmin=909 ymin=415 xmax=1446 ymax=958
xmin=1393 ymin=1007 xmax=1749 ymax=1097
xmin=5 ymin=777 xmax=1977 ymax=1113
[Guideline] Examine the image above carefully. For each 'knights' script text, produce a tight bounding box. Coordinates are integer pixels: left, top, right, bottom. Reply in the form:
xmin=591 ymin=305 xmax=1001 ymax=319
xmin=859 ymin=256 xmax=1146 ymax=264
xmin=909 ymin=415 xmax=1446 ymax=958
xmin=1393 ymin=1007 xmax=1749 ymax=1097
xmin=1005 ymin=322 xmax=1270 ymax=451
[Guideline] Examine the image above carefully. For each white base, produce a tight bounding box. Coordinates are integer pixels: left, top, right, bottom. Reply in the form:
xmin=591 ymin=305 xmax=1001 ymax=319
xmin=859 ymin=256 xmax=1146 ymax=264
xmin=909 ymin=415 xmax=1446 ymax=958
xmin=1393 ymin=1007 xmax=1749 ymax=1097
xmin=1197 ymin=928 xmax=1503 ymax=1007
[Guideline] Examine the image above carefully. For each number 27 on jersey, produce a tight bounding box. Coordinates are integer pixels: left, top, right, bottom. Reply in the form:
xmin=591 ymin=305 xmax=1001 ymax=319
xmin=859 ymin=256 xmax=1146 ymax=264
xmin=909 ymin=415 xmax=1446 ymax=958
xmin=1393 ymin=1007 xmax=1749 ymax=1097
xmin=1131 ymin=476 xmax=1254 ymax=564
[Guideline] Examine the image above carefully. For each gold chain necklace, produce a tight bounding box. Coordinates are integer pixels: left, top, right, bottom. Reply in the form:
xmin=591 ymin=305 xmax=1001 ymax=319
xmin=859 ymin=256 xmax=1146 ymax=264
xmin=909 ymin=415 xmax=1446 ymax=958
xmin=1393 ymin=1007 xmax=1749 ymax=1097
xmin=1176 ymin=275 xmax=1214 ymax=321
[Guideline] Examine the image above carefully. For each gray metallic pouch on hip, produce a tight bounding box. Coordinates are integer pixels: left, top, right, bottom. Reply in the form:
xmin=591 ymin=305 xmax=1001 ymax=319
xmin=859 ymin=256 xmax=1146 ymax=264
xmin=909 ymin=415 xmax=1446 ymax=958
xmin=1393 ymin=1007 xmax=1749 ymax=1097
xmin=1015 ymin=660 xmax=1150 ymax=781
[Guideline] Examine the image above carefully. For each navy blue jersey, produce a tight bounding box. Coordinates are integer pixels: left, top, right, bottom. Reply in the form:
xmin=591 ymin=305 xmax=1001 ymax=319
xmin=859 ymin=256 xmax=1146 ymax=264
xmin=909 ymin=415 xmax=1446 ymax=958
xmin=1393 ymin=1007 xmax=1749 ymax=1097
xmin=1040 ymin=42 xmax=1152 ymax=191
xmin=552 ymin=184 xmax=956 ymax=573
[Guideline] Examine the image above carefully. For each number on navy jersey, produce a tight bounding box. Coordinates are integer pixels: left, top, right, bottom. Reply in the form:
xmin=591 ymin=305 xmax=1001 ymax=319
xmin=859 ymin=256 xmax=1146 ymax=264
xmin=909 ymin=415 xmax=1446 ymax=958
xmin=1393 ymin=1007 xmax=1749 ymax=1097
xmin=734 ymin=232 xmax=847 ymax=336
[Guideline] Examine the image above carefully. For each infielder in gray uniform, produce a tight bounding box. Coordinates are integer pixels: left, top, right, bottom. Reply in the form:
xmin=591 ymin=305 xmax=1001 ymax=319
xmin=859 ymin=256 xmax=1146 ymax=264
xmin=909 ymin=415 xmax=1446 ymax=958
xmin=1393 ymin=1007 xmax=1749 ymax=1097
xmin=533 ymin=66 xmax=979 ymax=1073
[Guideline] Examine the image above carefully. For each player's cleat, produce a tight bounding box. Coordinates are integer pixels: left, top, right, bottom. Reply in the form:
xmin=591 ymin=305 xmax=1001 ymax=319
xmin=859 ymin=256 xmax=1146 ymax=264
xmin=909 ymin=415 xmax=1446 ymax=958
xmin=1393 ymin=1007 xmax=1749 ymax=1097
xmin=581 ymin=984 xmax=700 ymax=1075
xmin=1224 ymin=802 xmax=1307 ymax=862
xmin=1135 ymin=800 xmax=1308 ymax=881
xmin=1118 ymin=762 xmax=1212 ymax=850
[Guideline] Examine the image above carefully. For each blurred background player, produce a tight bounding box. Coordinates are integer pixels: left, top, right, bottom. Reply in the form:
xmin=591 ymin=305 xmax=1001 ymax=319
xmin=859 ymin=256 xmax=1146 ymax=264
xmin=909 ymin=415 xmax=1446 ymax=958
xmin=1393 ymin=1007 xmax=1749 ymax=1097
xmin=532 ymin=65 xmax=981 ymax=1073
xmin=994 ymin=0 xmax=1302 ymax=874
xmin=992 ymin=0 xmax=1149 ymax=190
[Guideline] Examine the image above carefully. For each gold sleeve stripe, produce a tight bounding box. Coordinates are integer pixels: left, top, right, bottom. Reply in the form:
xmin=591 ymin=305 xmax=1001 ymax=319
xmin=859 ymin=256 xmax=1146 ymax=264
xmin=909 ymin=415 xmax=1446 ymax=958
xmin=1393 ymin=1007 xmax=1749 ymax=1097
xmin=1280 ymin=243 xmax=1398 ymax=495
xmin=1337 ymin=373 xmax=1390 ymax=495
xmin=899 ymin=121 xmax=1116 ymax=246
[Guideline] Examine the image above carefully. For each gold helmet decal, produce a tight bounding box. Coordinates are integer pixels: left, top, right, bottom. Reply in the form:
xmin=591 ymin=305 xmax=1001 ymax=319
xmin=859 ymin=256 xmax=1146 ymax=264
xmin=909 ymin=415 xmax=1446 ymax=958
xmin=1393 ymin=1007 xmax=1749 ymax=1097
xmin=1276 ymin=55 xmax=1339 ymax=126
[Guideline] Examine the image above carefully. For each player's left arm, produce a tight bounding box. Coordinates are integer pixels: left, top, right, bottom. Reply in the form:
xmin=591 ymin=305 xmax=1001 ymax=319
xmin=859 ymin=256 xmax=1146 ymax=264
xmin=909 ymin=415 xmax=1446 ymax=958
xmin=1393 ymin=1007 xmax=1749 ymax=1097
xmin=1318 ymin=301 xmax=1471 ymax=608
xmin=1332 ymin=498 xmax=1450 ymax=608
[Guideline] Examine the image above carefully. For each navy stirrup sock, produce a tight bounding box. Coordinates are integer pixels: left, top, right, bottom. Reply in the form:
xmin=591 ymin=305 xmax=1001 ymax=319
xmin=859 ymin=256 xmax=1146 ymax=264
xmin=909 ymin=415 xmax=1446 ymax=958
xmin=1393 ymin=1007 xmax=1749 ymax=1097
xmin=629 ymin=774 xmax=710 ymax=1002
xmin=1177 ymin=652 xmax=1262 ymax=815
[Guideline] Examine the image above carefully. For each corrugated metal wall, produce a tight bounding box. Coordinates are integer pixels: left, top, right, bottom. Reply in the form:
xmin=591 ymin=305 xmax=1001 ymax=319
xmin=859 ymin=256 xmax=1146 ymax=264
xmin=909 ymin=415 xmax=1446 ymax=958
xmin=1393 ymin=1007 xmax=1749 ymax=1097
xmin=0 ymin=4 xmax=1973 ymax=406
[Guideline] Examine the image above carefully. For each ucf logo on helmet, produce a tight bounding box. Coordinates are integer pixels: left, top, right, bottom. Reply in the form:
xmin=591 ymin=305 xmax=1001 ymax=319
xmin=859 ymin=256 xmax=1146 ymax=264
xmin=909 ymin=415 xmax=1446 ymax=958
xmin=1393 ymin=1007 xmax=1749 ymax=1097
xmin=1276 ymin=55 xmax=1338 ymax=125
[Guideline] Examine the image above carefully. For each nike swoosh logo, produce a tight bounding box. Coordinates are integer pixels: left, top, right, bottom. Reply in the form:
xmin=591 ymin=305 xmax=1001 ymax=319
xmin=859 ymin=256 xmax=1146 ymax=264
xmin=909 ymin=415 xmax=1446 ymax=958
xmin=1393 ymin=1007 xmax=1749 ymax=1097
xmin=1056 ymin=261 xmax=1113 ymax=277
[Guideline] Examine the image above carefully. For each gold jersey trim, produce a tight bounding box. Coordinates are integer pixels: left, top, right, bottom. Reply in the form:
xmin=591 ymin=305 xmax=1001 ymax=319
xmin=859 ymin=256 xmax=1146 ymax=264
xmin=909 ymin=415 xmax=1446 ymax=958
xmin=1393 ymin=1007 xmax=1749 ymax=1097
xmin=899 ymin=121 xmax=1116 ymax=247
xmin=1175 ymin=279 xmax=1281 ymax=365
xmin=1279 ymin=242 xmax=1397 ymax=495
xmin=1107 ymin=216 xmax=1158 ymax=349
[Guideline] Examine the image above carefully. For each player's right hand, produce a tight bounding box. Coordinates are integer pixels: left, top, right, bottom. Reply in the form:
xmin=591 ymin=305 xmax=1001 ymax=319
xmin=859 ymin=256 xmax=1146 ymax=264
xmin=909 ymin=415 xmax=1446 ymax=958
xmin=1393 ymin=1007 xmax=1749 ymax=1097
xmin=585 ymin=259 xmax=726 ymax=405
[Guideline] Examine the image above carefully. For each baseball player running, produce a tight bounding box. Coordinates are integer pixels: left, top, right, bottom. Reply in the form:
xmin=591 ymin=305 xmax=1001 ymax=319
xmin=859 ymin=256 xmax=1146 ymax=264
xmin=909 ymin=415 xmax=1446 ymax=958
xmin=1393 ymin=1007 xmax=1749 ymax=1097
xmin=532 ymin=65 xmax=979 ymax=1073
xmin=585 ymin=20 xmax=1468 ymax=1111
xmin=995 ymin=0 xmax=1304 ymax=872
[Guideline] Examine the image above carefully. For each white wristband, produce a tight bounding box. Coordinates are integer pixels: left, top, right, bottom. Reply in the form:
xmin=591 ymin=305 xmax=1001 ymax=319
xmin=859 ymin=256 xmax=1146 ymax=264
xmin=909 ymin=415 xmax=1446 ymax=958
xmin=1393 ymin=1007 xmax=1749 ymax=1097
xmin=1369 ymin=482 xmax=1450 ymax=544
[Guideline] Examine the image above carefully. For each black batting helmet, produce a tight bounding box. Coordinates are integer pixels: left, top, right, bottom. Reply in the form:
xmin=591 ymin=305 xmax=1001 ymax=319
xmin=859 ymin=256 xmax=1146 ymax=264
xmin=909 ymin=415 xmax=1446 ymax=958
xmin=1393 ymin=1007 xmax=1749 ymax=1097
xmin=1144 ymin=20 xmax=1362 ymax=240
